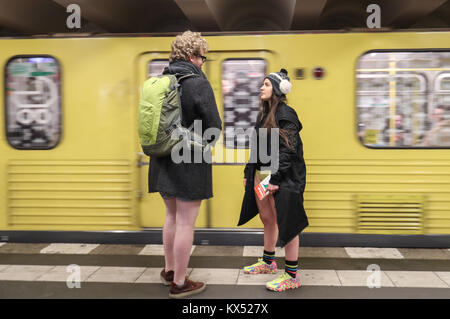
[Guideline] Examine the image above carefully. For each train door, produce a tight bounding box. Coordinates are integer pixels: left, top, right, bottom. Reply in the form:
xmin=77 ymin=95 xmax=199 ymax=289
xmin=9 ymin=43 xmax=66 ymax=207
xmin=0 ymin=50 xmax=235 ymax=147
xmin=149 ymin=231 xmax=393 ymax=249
xmin=204 ymin=50 xmax=274 ymax=228
xmin=136 ymin=50 xmax=276 ymax=229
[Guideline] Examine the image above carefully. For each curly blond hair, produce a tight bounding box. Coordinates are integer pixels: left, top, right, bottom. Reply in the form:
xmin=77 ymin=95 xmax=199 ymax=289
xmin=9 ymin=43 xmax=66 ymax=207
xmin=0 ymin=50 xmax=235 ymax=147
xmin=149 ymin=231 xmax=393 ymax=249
xmin=169 ymin=31 xmax=208 ymax=62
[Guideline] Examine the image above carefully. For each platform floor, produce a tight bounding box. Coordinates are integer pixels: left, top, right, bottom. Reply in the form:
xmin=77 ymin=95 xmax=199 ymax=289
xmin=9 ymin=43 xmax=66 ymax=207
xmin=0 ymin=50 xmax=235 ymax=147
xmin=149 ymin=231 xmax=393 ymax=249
xmin=0 ymin=243 xmax=449 ymax=299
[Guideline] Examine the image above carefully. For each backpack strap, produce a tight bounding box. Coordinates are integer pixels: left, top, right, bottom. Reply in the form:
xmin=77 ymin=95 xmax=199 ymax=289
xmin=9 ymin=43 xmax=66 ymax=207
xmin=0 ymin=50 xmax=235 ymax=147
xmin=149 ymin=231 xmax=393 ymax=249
xmin=177 ymin=73 xmax=198 ymax=82
xmin=164 ymin=73 xmax=199 ymax=135
xmin=176 ymin=73 xmax=199 ymax=96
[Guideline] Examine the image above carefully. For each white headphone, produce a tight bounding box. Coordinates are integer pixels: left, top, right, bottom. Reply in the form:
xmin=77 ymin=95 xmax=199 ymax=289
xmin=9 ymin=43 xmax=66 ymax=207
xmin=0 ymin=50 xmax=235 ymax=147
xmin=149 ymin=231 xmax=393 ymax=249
xmin=269 ymin=72 xmax=292 ymax=94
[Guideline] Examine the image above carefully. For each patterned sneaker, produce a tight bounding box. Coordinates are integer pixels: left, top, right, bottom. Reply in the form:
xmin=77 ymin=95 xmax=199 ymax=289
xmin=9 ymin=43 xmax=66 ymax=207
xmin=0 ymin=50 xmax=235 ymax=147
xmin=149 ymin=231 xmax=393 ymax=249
xmin=266 ymin=272 xmax=301 ymax=292
xmin=244 ymin=258 xmax=278 ymax=274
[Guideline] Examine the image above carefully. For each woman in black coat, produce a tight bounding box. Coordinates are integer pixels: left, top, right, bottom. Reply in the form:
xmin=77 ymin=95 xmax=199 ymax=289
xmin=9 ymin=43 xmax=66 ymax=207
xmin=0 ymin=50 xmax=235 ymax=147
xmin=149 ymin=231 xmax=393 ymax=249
xmin=148 ymin=31 xmax=222 ymax=298
xmin=238 ymin=69 xmax=308 ymax=292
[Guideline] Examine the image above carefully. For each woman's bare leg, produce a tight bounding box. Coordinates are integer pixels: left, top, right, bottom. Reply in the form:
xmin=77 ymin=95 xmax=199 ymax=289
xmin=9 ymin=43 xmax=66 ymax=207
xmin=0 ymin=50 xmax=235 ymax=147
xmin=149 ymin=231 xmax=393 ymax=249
xmin=254 ymin=176 xmax=278 ymax=252
xmin=284 ymin=235 xmax=299 ymax=261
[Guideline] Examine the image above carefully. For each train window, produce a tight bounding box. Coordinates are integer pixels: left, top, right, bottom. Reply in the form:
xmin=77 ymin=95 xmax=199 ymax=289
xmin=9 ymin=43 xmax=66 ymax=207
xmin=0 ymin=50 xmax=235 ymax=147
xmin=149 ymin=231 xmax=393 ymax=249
xmin=436 ymin=73 xmax=450 ymax=93
xmin=5 ymin=56 xmax=61 ymax=150
xmin=357 ymin=51 xmax=450 ymax=148
xmin=148 ymin=60 xmax=169 ymax=77
xmin=222 ymin=59 xmax=266 ymax=148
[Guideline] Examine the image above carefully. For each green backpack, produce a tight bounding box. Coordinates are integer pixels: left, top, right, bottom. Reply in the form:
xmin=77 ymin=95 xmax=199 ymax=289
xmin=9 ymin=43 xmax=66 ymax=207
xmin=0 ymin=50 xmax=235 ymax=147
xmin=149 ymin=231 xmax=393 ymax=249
xmin=138 ymin=73 xmax=204 ymax=157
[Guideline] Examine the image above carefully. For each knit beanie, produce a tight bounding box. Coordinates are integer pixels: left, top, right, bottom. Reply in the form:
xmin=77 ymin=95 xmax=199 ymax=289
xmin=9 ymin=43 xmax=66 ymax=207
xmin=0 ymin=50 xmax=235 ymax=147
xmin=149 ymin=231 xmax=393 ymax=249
xmin=265 ymin=68 xmax=292 ymax=96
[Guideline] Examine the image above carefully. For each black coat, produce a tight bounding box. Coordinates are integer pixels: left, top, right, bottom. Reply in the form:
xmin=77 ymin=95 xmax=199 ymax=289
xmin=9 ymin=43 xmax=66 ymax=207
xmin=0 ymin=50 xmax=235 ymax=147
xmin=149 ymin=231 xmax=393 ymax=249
xmin=148 ymin=61 xmax=222 ymax=200
xmin=238 ymin=103 xmax=308 ymax=247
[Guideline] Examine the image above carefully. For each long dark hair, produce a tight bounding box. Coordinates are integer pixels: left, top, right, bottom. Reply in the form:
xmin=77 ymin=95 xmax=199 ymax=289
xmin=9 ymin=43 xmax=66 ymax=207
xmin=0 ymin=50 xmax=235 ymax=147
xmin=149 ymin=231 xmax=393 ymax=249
xmin=260 ymin=94 xmax=291 ymax=148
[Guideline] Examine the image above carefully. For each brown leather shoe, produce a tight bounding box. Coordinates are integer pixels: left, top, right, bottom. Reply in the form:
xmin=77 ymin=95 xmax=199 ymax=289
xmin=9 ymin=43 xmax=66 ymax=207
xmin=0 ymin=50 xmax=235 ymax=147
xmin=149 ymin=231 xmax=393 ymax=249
xmin=169 ymin=277 xmax=206 ymax=299
xmin=160 ymin=269 xmax=174 ymax=286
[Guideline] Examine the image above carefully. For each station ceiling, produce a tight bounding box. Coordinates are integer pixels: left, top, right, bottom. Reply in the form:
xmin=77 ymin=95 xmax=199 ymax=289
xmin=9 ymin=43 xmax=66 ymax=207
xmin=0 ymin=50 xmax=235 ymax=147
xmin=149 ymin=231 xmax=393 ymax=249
xmin=0 ymin=0 xmax=449 ymax=36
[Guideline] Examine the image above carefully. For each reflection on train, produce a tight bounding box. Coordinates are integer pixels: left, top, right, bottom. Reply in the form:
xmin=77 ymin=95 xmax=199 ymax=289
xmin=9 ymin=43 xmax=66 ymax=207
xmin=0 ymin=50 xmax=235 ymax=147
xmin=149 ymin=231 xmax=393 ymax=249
xmin=357 ymin=51 xmax=450 ymax=148
xmin=0 ymin=31 xmax=450 ymax=246
xmin=5 ymin=57 xmax=61 ymax=150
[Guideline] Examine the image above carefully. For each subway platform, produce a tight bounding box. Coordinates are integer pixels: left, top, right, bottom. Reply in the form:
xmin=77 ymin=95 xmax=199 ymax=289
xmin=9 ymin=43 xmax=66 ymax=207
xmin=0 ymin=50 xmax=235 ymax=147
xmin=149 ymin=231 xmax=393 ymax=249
xmin=0 ymin=242 xmax=449 ymax=299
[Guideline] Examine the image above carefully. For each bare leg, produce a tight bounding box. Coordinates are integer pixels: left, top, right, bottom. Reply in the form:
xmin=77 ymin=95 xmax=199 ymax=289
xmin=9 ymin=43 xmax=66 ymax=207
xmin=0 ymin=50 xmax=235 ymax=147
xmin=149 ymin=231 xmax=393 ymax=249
xmin=173 ymin=199 xmax=202 ymax=285
xmin=267 ymin=194 xmax=299 ymax=262
xmin=162 ymin=198 xmax=177 ymax=272
xmin=254 ymin=176 xmax=278 ymax=252
xmin=284 ymin=235 xmax=299 ymax=261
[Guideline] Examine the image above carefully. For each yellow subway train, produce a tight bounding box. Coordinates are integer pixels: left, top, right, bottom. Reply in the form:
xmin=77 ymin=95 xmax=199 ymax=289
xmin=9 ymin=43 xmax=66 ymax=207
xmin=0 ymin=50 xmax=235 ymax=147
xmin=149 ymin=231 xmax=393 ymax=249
xmin=1 ymin=30 xmax=449 ymax=246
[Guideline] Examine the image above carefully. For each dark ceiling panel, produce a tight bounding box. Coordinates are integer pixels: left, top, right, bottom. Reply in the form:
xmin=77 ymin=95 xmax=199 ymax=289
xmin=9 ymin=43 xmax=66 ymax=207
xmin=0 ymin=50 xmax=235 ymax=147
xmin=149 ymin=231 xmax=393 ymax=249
xmin=206 ymin=0 xmax=296 ymax=31
xmin=174 ymin=0 xmax=220 ymax=31
xmin=0 ymin=0 xmax=68 ymax=34
xmin=0 ymin=0 xmax=448 ymax=36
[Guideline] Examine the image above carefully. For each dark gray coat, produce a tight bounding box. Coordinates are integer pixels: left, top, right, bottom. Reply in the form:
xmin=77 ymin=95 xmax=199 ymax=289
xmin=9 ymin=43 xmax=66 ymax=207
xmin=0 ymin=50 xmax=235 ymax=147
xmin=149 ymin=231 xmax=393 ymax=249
xmin=238 ymin=103 xmax=309 ymax=247
xmin=148 ymin=61 xmax=222 ymax=200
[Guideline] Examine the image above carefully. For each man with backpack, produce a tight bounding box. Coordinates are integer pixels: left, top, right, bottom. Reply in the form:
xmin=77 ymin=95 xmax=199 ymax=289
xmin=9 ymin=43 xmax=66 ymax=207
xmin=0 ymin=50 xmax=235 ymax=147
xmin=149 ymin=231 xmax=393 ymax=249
xmin=146 ymin=31 xmax=222 ymax=298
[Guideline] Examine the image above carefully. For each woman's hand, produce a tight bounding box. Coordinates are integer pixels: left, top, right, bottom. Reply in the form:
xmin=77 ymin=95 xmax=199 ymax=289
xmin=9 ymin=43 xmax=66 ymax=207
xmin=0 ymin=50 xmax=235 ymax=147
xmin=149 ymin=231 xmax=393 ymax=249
xmin=267 ymin=183 xmax=279 ymax=194
xmin=243 ymin=178 xmax=247 ymax=187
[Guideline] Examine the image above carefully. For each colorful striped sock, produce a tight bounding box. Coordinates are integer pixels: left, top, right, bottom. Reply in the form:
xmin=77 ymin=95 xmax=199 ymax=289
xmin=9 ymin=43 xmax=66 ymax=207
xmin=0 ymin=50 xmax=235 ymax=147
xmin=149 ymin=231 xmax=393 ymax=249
xmin=285 ymin=259 xmax=298 ymax=278
xmin=263 ymin=250 xmax=275 ymax=265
